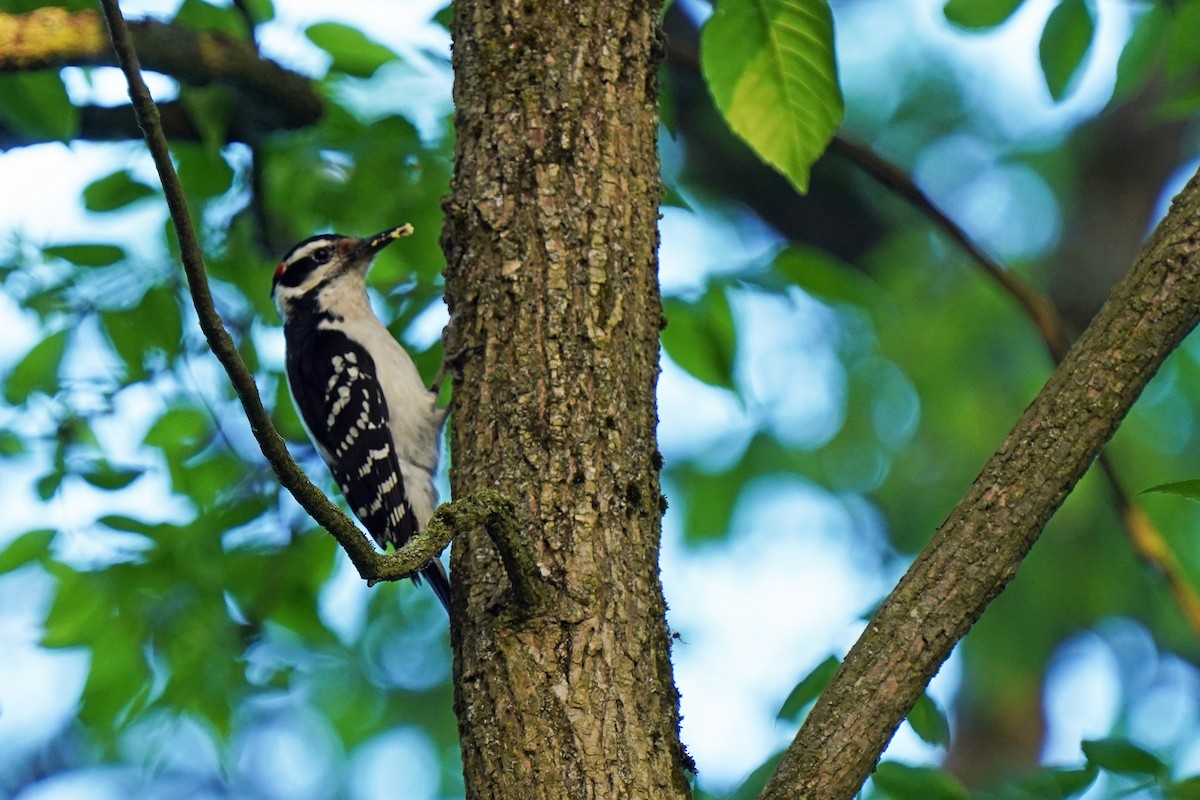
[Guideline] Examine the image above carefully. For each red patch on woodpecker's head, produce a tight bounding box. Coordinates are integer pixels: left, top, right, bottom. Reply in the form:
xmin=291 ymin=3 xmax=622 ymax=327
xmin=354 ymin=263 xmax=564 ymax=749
xmin=273 ymin=261 xmax=287 ymax=281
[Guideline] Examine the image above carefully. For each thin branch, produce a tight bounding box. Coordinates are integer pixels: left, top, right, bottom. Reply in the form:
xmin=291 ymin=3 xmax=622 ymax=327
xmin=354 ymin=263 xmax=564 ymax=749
xmin=828 ymin=136 xmax=1068 ymax=356
xmin=95 ymin=0 xmax=460 ymax=586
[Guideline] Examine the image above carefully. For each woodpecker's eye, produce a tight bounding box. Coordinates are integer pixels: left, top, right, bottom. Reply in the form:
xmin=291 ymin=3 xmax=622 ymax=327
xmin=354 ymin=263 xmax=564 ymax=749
xmin=312 ymin=246 xmax=333 ymax=264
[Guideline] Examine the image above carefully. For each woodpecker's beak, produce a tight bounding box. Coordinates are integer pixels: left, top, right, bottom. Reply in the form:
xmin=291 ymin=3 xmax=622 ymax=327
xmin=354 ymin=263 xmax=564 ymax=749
xmin=350 ymin=224 xmax=414 ymax=264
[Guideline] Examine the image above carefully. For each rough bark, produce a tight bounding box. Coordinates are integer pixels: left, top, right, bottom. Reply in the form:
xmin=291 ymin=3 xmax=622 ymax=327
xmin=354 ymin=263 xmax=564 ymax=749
xmin=762 ymin=168 xmax=1200 ymax=799
xmin=441 ymin=2 xmax=689 ymax=799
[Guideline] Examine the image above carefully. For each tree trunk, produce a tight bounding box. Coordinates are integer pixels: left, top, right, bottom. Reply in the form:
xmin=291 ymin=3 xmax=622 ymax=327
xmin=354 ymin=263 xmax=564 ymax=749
xmin=441 ymin=3 xmax=691 ymax=798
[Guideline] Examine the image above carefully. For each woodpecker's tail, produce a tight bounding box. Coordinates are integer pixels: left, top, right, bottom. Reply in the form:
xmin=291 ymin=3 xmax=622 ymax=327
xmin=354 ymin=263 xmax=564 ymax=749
xmin=418 ymin=558 xmax=452 ymax=614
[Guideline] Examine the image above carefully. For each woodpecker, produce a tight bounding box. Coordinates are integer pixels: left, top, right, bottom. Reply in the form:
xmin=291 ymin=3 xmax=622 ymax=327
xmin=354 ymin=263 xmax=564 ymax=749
xmin=271 ymin=225 xmax=451 ymax=613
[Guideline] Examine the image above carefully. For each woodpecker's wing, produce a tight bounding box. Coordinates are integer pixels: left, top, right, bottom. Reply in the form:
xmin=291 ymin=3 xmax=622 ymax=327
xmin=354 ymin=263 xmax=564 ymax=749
xmin=287 ymin=328 xmax=419 ymax=549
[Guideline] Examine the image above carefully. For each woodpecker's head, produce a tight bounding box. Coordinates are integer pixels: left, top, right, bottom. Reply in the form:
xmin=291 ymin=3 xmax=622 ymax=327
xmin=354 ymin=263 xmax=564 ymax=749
xmin=271 ymin=224 xmax=413 ymax=319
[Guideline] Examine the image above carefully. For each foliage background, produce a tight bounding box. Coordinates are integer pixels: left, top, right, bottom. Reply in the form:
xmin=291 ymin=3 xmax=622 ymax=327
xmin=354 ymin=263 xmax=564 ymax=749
xmin=3 ymin=0 xmax=1200 ymax=798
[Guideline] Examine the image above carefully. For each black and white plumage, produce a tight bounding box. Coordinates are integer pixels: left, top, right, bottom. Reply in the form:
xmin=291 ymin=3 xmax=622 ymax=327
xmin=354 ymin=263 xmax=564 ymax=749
xmin=271 ymin=225 xmax=451 ymax=612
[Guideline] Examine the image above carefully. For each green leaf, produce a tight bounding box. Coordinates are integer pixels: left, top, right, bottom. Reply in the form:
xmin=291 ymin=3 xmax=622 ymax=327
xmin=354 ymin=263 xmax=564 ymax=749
xmin=0 ymin=430 xmax=26 ymax=456
xmin=1169 ymin=775 xmax=1200 ymax=800
xmin=41 ymin=568 xmax=110 ymax=649
xmin=1113 ymin=6 xmax=1166 ymax=102
xmin=102 ymin=285 xmax=183 ymax=381
xmin=907 ymin=692 xmax=950 ymax=747
xmin=700 ymin=0 xmax=842 ymax=194
xmin=943 ymin=0 xmax=1025 ymax=29
xmin=0 ymin=529 xmax=55 ymax=574
xmin=872 ymin=762 xmax=967 ymax=800
xmin=0 ymin=72 xmax=78 ymax=142
xmin=728 ymin=751 xmax=786 ymax=800
xmin=1011 ymin=765 xmax=1098 ymax=799
xmin=174 ymin=0 xmax=246 ymax=35
xmin=4 ymin=328 xmax=69 ymax=404
xmin=1038 ymin=0 xmax=1095 ymax=101
xmin=98 ymin=515 xmax=157 ymax=535
xmin=306 ymin=22 xmax=400 ymax=78
xmin=778 ymin=656 xmax=839 ymax=721
xmin=144 ymin=407 xmax=210 ymax=450
xmin=177 ymin=91 xmax=235 ymax=157
xmin=1140 ymin=478 xmax=1200 ymax=501
xmin=662 ymin=285 xmax=737 ymax=390
xmin=35 ymin=471 xmax=64 ymax=501
xmin=770 ymin=246 xmax=882 ymax=306
xmin=83 ymin=171 xmax=157 ymax=213
xmin=81 ymin=464 xmax=143 ymax=491
xmin=1082 ymin=738 xmax=1167 ymax=778
xmin=239 ymin=0 xmax=275 ymax=24
xmin=43 ymin=243 xmax=126 ymax=268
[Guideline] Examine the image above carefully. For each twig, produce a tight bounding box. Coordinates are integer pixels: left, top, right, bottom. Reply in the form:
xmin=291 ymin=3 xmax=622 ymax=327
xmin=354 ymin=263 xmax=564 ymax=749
xmin=96 ymin=0 xmax=447 ymax=586
xmin=828 ymin=136 xmax=1069 ymax=357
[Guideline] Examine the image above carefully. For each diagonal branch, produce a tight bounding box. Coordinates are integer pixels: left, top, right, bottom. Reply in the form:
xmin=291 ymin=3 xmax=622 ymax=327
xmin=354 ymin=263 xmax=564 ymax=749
xmin=95 ymin=0 xmax=460 ymax=586
xmin=760 ymin=165 xmax=1200 ymax=799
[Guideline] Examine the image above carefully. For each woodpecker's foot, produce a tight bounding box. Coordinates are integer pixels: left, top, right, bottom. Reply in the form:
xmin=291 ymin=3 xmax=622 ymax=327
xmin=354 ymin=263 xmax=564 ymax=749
xmin=430 ymin=343 xmax=484 ymax=396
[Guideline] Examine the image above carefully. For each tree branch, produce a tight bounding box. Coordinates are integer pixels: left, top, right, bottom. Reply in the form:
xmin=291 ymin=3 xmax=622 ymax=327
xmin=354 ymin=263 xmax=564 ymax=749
xmin=761 ymin=165 xmax=1200 ymax=799
xmin=3 ymin=7 xmax=319 ymax=146
xmin=95 ymin=0 xmax=460 ymax=587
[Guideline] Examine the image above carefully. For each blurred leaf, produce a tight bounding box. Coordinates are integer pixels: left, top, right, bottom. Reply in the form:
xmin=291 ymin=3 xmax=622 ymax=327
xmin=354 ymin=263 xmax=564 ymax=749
xmin=102 ymin=285 xmax=183 ymax=381
xmin=81 ymin=464 xmax=144 ymax=491
xmin=700 ymin=0 xmax=842 ymax=194
xmin=433 ymin=3 xmax=452 ymax=31
xmin=1141 ymin=478 xmax=1200 ymax=501
xmin=662 ymin=286 xmax=737 ymax=390
xmin=1082 ymin=738 xmax=1167 ymax=778
xmin=1006 ymin=765 xmax=1098 ymax=799
xmin=1113 ymin=5 xmax=1166 ymax=102
xmin=0 ymin=529 xmax=55 ymax=574
xmin=41 ymin=566 xmax=110 ymax=649
xmin=907 ymin=692 xmax=950 ymax=747
xmin=176 ymin=141 xmax=235 ymax=197
xmin=0 ymin=72 xmax=78 ymax=142
xmin=778 ymin=656 xmax=839 ymax=721
xmin=174 ymin=0 xmax=246 ymax=35
xmin=769 ymin=246 xmax=883 ymax=307
xmin=4 ymin=328 xmax=69 ymax=404
xmin=728 ymin=751 xmax=786 ymax=800
xmin=1165 ymin=2 xmax=1200 ymax=88
xmin=872 ymin=762 xmax=967 ymax=800
xmin=144 ymin=407 xmax=210 ymax=451
xmin=83 ymin=171 xmax=157 ymax=213
xmin=99 ymin=515 xmax=157 ymax=535
xmin=239 ymin=0 xmax=275 ymax=23
xmin=0 ymin=430 xmax=26 ymax=456
xmin=943 ymin=0 xmax=1025 ymax=29
xmin=675 ymin=462 xmax=742 ymax=544
xmin=1038 ymin=0 xmax=1095 ymax=101
xmin=306 ymin=22 xmax=400 ymax=78
xmin=1170 ymin=775 xmax=1200 ymax=800
xmin=43 ymin=243 xmax=126 ymax=268
xmin=178 ymin=91 xmax=235 ymax=157
xmin=35 ymin=471 xmax=64 ymax=501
